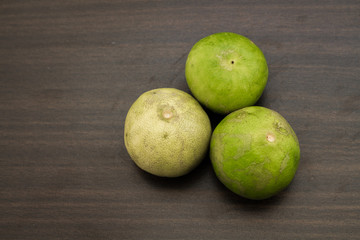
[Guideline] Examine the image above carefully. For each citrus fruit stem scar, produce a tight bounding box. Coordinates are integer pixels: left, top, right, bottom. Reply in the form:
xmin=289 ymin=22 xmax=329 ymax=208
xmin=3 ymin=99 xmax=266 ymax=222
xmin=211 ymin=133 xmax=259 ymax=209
xmin=162 ymin=110 xmax=173 ymax=119
xmin=266 ymin=133 xmax=275 ymax=142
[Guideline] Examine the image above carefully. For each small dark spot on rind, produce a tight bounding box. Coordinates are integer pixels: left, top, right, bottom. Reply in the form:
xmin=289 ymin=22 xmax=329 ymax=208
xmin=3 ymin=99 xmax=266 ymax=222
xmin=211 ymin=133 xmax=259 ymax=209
xmin=163 ymin=132 xmax=169 ymax=139
xmin=231 ymin=61 xmax=234 ymax=64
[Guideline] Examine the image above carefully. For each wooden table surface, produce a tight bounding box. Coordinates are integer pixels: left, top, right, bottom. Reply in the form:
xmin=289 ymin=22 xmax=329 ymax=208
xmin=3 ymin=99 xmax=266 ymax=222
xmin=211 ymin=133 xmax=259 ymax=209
xmin=1 ymin=1 xmax=359 ymax=239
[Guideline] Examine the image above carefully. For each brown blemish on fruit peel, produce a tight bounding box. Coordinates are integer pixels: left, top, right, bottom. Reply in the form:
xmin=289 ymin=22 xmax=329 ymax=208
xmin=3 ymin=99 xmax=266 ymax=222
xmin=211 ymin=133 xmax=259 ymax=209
xmin=266 ymin=133 xmax=275 ymax=142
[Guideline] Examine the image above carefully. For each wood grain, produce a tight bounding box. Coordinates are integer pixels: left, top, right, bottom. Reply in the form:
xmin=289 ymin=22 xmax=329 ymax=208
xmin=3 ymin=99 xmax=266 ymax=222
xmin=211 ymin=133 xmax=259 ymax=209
xmin=1 ymin=0 xmax=359 ymax=239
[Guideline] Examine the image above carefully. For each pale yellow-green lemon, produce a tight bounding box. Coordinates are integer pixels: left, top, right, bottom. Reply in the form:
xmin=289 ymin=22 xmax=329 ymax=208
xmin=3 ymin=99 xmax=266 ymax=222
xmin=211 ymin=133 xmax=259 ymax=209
xmin=185 ymin=32 xmax=268 ymax=114
xmin=124 ymin=88 xmax=212 ymax=177
xmin=210 ymin=106 xmax=300 ymax=200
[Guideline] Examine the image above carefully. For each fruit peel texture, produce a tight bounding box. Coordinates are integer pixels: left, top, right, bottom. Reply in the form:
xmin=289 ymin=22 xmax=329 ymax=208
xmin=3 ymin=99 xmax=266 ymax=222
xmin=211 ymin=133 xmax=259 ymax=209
xmin=124 ymin=88 xmax=212 ymax=177
xmin=186 ymin=32 xmax=268 ymax=114
xmin=210 ymin=106 xmax=300 ymax=200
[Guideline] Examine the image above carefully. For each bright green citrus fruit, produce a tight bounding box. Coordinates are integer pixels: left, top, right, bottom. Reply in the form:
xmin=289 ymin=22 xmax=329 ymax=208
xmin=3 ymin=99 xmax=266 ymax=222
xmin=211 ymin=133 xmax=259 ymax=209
xmin=124 ymin=88 xmax=212 ymax=177
xmin=210 ymin=106 xmax=300 ymax=200
xmin=185 ymin=32 xmax=268 ymax=114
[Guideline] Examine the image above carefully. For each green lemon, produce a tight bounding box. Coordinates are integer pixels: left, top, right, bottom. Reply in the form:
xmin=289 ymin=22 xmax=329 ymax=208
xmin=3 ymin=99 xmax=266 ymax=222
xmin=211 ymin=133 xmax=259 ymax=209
xmin=210 ymin=106 xmax=300 ymax=200
xmin=124 ymin=88 xmax=212 ymax=177
xmin=185 ymin=32 xmax=268 ymax=114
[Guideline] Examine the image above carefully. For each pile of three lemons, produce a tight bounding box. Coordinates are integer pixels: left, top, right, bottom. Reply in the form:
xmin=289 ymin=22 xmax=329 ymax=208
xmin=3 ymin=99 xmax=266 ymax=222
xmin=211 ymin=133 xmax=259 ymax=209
xmin=124 ymin=32 xmax=300 ymax=200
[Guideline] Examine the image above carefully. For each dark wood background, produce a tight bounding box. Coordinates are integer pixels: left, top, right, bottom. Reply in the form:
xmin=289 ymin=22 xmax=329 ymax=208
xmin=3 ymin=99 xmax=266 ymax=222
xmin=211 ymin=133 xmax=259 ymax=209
xmin=1 ymin=0 xmax=359 ymax=239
